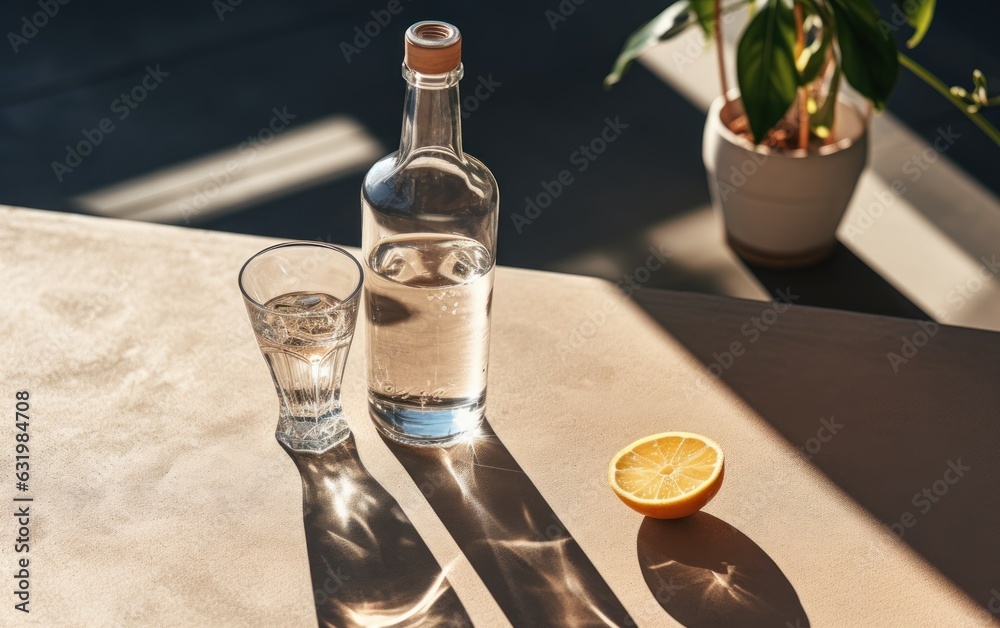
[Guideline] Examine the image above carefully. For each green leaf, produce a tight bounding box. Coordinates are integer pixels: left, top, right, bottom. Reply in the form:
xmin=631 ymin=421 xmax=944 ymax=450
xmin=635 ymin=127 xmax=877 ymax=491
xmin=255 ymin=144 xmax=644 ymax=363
xmin=829 ymin=0 xmax=899 ymax=110
xmin=810 ymin=62 xmax=841 ymax=138
xmin=893 ymin=0 xmax=935 ymax=48
xmin=604 ymin=2 xmax=699 ymax=88
xmin=736 ymin=0 xmax=799 ymax=143
xmin=689 ymin=0 xmax=717 ymax=36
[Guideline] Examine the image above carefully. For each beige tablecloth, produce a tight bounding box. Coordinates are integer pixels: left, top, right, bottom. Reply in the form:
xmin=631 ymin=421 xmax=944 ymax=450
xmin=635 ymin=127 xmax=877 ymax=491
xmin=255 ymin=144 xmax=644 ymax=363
xmin=0 ymin=206 xmax=996 ymax=626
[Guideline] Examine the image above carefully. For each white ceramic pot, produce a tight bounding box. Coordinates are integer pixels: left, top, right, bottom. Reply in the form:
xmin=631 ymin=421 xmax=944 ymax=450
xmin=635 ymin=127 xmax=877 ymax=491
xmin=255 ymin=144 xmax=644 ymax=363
xmin=702 ymin=93 xmax=869 ymax=268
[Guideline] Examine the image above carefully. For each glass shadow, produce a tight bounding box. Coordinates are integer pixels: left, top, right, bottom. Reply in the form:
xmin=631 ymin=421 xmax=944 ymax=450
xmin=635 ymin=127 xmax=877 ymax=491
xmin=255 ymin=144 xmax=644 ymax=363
xmin=281 ymin=435 xmax=470 ymax=627
xmin=381 ymin=419 xmax=633 ymax=626
xmin=638 ymin=513 xmax=809 ymax=627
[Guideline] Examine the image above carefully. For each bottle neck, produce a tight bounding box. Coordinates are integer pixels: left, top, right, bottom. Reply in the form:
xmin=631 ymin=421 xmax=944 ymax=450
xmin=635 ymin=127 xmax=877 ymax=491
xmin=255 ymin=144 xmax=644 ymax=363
xmin=398 ymin=63 xmax=463 ymax=157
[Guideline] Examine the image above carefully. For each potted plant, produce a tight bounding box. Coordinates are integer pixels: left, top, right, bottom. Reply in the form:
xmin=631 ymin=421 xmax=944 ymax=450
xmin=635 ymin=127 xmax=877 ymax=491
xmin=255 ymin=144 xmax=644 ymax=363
xmin=606 ymin=0 xmax=1000 ymax=268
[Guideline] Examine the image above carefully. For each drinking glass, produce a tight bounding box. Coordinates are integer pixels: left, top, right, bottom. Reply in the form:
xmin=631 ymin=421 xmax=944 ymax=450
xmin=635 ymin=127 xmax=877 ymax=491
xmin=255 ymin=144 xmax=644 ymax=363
xmin=239 ymin=242 xmax=363 ymax=452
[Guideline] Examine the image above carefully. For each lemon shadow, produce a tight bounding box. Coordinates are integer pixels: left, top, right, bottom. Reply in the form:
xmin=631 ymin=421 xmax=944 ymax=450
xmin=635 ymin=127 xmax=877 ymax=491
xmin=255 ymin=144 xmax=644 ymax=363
xmin=638 ymin=513 xmax=809 ymax=627
xmin=632 ymin=289 xmax=1000 ymax=612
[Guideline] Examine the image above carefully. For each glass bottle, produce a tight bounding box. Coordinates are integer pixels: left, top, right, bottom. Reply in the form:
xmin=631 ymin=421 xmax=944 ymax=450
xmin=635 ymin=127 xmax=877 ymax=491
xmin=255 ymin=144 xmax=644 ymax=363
xmin=362 ymin=21 xmax=498 ymax=445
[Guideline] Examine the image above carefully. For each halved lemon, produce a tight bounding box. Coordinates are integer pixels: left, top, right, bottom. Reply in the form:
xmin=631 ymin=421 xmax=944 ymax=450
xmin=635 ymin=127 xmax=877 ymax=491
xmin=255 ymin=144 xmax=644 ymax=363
xmin=608 ymin=432 xmax=724 ymax=519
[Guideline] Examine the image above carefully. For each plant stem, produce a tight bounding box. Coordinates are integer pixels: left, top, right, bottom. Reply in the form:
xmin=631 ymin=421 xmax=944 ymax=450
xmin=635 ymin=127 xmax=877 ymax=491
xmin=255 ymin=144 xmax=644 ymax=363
xmin=794 ymin=1 xmax=808 ymax=150
xmin=818 ymin=48 xmax=835 ymax=143
xmin=714 ymin=0 xmax=729 ymax=104
xmin=899 ymin=53 xmax=1000 ymax=146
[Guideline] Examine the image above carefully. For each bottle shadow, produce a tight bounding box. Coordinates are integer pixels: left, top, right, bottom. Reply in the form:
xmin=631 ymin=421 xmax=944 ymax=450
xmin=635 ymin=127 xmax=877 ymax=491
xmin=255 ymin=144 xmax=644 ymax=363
xmin=638 ymin=513 xmax=809 ymax=627
xmin=381 ymin=419 xmax=634 ymax=626
xmin=280 ymin=435 xmax=471 ymax=627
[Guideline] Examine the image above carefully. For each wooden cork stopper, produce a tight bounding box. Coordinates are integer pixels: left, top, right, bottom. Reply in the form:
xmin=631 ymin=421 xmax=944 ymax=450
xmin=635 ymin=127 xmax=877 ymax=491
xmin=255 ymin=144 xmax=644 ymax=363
xmin=405 ymin=21 xmax=462 ymax=74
